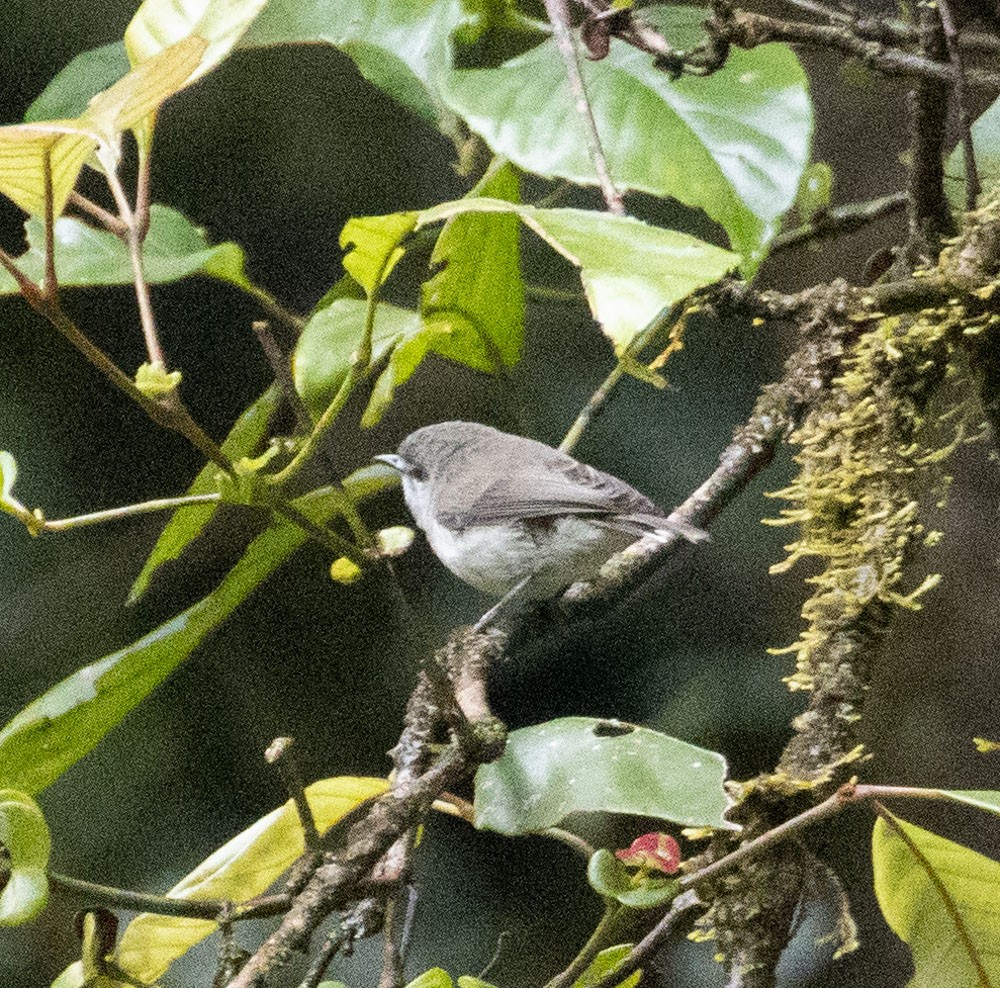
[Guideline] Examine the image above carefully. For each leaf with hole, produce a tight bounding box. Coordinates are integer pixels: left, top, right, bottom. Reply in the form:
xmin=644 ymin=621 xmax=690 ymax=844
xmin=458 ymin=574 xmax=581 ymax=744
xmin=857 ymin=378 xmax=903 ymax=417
xmin=474 ymin=717 xmax=735 ymax=835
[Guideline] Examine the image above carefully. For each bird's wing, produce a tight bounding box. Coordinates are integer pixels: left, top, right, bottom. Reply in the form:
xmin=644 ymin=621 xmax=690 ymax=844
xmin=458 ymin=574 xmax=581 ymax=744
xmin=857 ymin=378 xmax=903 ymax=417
xmin=443 ymin=455 xmax=664 ymax=526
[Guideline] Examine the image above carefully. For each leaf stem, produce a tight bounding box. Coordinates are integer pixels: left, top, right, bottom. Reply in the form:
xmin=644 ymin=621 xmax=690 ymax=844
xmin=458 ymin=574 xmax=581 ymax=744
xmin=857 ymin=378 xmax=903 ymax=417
xmin=543 ymin=903 xmax=623 ymax=988
xmin=106 ymin=167 xmax=165 ymax=368
xmin=36 ymin=493 xmax=221 ymax=533
xmin=543 ymin=0 xmax=625 ymax=216
xmin=560 ymin=304 xmax=680 ymax=453
xmin=49 ymin=871 xmax=229 ymax=920
xmin=42 ymin=146 xmax=57 ymax=302
xmin=243 ymin=280 xmax=308 ymax=333
xmin=69 ymin=191 xmax=128 ymax=236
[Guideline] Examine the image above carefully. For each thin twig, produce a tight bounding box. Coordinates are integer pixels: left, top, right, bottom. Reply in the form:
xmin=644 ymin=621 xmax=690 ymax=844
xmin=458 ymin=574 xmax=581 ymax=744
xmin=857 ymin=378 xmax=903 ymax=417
xmin=243 ymin=281 xmax=308 ymax=333
xmin=105 ymin=168 xmax=166 ymax=368
xmin=42 ymin=146 xmax=57 ymax=302
xmin=50 ymin=871 xmax=230 ymax=920
xmin=938 ymin=0 xmax=981 ymax=210
xmin=560 ymin=303 xmax=683 ymax=454
xmin=0 ymin=244 xmax=44 ymax=307
xmin=252 ymin=320 xmax=313 ymax=432
xmin=36 ymin=492 xmax=222 ymax=533
xmin=265 ymin=737 xmax=322 ymax=852
xmin=68 ymin=192 xmax=129 ymax=235
xmin=773 ymin=0 xmax=852 ymax=22
xmin=772 ymin=192 xmax=909 ymax=252
xmin=544 ymin=0 xmax=625 ymax=215
xmin=701 ymin=8 xmax=1000 ymax=87
xmin=543 ymin=904 xmax=622 ymax=988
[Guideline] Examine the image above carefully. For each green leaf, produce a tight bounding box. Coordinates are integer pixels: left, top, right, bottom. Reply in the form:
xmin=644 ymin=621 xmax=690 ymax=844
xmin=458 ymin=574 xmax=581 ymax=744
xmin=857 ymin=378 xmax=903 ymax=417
xmin=872 ymin=812 xmax=1000 ymax=988
xmin=405 ymin=970 xmax=454 ymax=988
xmin=0 ymin=121 xmax=102 ymax=219
xmin=0 ymin=204 xmax=250 ymax=295
xmin=442 ymin=14 xmax=812 ymax=271
xmin=243 ymin=0 xmax=474 ymax=130
xmin=114 ymin=776 xmax=388 ymax=982
xmin=932 ymin=790 xmax=1000 ymax=817
xmin=422 ymin=159 xmax=524 ymax=369
xmin=474 ymin=717 xmax=735 ymax=835
xmin=946 ymin=96 xmax=1000 ymax=212
xmin=341 ymin=198 xmax=736 ymax=366
xmin=0 ymin=515 xmax=314 ymax=795
xmin=24 ymin=42 xmax=130 ymax=123
xmin=340 ymin=212 xmax=418 ymax=294
xmin=0 ymin=789 xmax=51 ymax=925
xmin=293 ymin=299 xmax=423 ymax=420
xmin=586 ymin=850 xmax=679 ymax=909
xmin=573 ymin=945 xmax=642 ymax=988
xmin=457 ymin=978 xmax=500 ymax=988
xmin=129 ymin=384 xmax=283 ymax=603
xmin=419 ymin=198 xmax=738 ymax=349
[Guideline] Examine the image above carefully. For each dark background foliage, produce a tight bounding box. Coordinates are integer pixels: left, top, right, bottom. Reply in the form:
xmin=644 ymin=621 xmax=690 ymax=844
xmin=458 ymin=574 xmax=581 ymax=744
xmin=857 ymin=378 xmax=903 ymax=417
xmin=1 ymin=2 xmax=997 ymax=986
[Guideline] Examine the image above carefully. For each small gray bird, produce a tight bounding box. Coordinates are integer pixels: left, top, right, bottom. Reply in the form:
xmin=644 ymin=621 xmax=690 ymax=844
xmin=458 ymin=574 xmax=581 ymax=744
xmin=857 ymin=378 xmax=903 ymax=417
xmin=375 ymin=421 xmax=707 ymax=599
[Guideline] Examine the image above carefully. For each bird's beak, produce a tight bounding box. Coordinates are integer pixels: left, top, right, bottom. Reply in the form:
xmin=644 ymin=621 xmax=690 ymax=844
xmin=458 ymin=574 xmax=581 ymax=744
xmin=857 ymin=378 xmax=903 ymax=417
xmin=373 ymin=453 xmax=406 ymax=473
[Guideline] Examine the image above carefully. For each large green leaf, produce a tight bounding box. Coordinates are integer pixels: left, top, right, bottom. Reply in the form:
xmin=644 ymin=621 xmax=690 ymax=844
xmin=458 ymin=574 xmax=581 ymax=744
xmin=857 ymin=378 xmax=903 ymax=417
xmin=873 ymin=812 xmax=1000 ymax=988
xmin=0 ymin=203 xmax=250 ymax=294
xmin=128 ymin=384 xmax=283 ymax=604
xmin=115 ymin=776 xmax=388 ymax=982
xmin=243 ymin=0 xmax=473 ymax=129
xmin=421 ymin=159 xmax=524 ymax=369
xmin=474 ymin=717 xmax=735 ymax=835
xmin=24 ymin=42 xmax=130 ymax=123
xmin=442 ymin=13 xmax=812 ymax=270
xmin=0 ymin=790 xmax=51 ymax=926
xmin=337 ymin=198 xmax=737 ymax=358
xmin=0 ymin=517 xmax=310 ymax=795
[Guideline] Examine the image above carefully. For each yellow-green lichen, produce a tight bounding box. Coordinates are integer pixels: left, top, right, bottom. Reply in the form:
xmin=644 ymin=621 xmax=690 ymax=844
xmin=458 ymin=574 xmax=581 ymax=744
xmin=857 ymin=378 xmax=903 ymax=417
xmin=767 ymin=299 xmax=973 ymax=730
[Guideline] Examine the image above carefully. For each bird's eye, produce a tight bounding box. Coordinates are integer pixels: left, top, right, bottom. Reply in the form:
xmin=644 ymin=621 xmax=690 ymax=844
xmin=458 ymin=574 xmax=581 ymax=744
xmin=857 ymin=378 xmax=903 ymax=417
xmin=406 ymin=464 xmax=427 ymax=482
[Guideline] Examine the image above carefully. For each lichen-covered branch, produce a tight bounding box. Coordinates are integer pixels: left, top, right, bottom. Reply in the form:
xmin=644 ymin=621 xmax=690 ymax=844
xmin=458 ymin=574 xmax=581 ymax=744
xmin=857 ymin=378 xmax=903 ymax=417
xmin=689 ymin=194 xmax=1000 ymax=986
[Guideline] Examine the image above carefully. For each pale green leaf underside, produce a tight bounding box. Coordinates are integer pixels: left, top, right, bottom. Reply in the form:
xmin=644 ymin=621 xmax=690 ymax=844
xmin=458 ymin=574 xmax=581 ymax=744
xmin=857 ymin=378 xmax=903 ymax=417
xmin=116 ymin=776 xmax=388 ymax=981
xmin=474 ymin=716 xmax=735 ymax=834
xmin=873 ymin=813 xmax=1000 ymax=988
